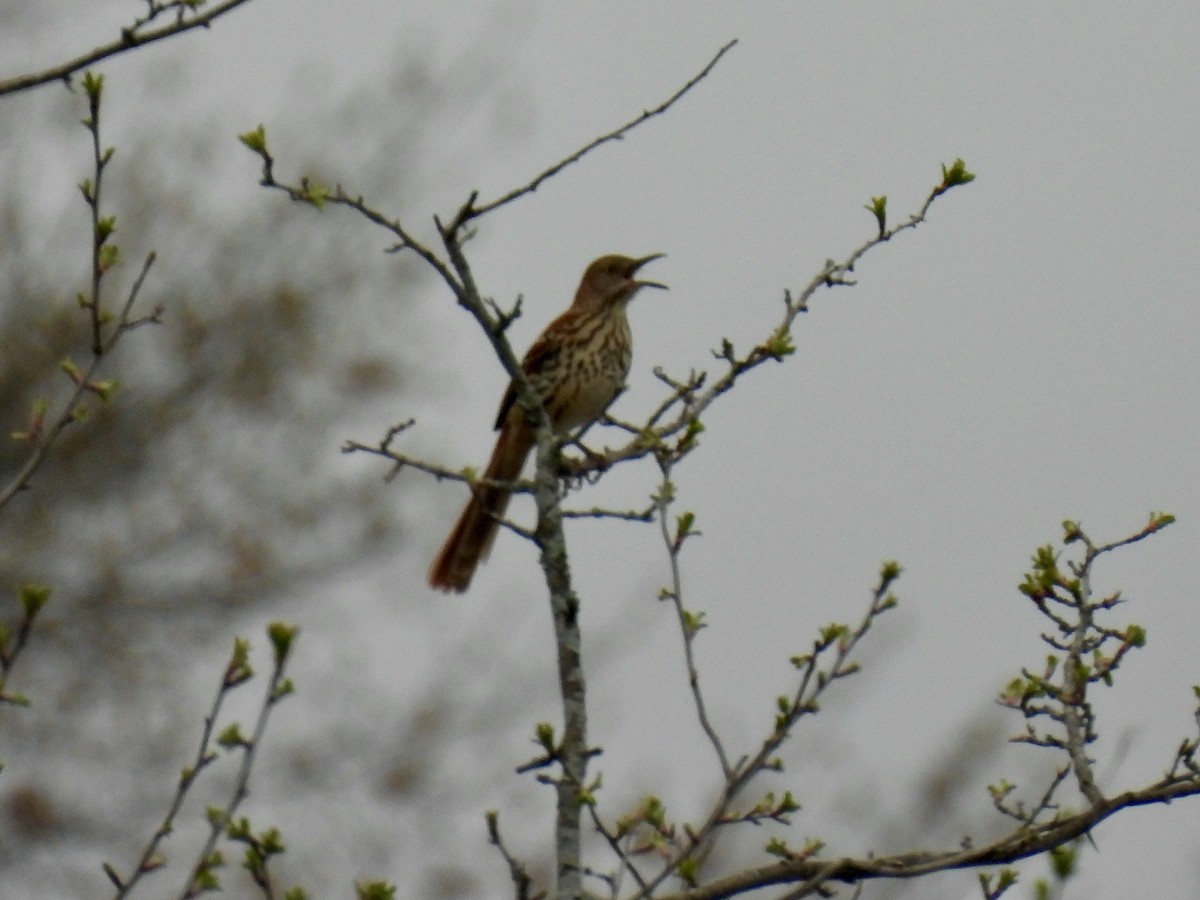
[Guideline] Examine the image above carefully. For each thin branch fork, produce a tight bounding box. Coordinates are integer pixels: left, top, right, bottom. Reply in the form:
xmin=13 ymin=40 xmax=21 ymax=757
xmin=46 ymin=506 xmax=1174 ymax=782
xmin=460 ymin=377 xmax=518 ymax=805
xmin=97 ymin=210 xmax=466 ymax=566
xmin=627 ymin=573 xmax=898 ymax=900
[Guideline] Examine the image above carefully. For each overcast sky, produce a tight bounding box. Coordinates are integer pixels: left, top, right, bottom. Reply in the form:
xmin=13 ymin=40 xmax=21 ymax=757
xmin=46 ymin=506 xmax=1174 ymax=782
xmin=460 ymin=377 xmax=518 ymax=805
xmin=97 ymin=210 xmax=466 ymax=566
xmin=6 ymin=3 xmax=1200 ymax=898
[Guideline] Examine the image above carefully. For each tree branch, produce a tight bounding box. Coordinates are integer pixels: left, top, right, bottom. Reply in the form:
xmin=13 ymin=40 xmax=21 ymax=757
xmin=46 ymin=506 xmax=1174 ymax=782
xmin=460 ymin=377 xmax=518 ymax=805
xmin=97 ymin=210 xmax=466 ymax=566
xmin=0 ymin=75 xmax=161 ymax=514
xmin=0 ymin=0 xmax=258 ymax=97
xmin=443 ymin=39 xmax=739 ymax=234
xmin=651 ymin=776 xmax=1200 ymax=900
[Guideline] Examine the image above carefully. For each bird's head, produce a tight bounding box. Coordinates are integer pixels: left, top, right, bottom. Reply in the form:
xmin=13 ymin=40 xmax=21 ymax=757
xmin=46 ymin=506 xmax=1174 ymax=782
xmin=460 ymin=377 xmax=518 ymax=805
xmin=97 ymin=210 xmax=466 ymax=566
xmin=575 ymin=253 xmax=667 ymax=310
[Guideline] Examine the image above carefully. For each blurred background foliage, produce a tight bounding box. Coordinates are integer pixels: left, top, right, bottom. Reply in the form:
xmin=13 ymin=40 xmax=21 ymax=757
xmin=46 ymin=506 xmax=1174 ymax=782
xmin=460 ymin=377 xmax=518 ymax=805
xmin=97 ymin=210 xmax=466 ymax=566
xmin=0 ymin=14 xmax=495 ymax=893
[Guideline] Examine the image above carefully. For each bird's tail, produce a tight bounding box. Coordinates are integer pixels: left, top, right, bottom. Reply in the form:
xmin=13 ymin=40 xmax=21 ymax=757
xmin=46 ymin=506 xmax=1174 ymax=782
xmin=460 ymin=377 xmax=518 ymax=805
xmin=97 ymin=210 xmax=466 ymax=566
xmin=427 ymin=421 xmax=534 ymax=593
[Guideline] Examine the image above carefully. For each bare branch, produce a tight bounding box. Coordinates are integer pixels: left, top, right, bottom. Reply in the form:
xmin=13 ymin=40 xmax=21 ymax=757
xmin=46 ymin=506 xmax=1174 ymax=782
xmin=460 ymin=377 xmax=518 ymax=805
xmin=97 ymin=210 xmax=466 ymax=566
xmin=443 ymin=39 xmax=739 ymax=234
xmin=653 ymin=459 xmax=733 ymax=781
xmin=0 ymin=0 xmax=257 ymax=97
xmin=486 ymin=811 xmax=537 ymax=900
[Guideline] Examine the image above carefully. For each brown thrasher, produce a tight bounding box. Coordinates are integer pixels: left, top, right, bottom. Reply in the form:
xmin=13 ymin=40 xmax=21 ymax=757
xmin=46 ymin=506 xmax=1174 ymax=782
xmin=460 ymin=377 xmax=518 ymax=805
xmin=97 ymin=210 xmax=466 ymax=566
xmin=427 ymin=253 xmax=666 ymax=593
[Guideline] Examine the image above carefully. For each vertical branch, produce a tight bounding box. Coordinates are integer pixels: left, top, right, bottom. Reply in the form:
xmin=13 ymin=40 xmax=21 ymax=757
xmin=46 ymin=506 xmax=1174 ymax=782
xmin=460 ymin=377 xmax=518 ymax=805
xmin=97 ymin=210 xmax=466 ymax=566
xmin=83 ymin=77 xmax=109 ymax=355
xmin=1060 ymin=561 xmax=1103 ymax=806
xmin=654 ymin=453 xmax=733 ymax=780
xmin=0 ymin=74 xmax=160 ymax=514
xmin=533 ymin=428 xmax=589 ymax=898
xmin=437 ymin=224 xmax=590 ymax=898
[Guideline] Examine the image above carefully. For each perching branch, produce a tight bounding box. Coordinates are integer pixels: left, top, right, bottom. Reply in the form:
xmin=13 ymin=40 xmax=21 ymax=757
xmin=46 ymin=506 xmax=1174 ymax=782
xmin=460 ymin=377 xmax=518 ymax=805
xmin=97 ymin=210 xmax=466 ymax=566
xmin=244 ymin=43 xmax=740 ymax=898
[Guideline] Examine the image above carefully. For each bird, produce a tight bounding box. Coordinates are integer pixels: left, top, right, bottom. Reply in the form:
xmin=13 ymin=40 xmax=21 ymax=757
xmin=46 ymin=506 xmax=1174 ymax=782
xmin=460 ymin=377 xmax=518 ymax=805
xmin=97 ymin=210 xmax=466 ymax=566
xmin=427 ymin=253 xmax=667 ymax=593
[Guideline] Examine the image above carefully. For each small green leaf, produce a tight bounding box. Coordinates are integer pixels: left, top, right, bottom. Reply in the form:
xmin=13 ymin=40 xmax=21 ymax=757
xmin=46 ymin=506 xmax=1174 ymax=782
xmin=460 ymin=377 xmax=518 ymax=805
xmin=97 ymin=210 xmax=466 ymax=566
xmin=238 ymin=124 xmax=268 ymax=154
xmin=763 ymin=325 xmax=795 ymax=359
xmin=82 ymin=71 xmax=104 ymax=101
xmin=765 ymin=836 xmax=790 ymax=858
xmin=777 ymin=790 xmax=800 ymax=814
xmin=1147 ymin=510 xmax=1176 ymax=532
xmin=267 ymin=621 xmax=299 ymax=663
xmin=300 ymin=177 xmax=329 ymax=208
xmin=641 ymin=795 xmax=665 ymax=827
xmin=674 ymin=511 xmax=696 ymax=544
xmin=225 ymin=637 xmax=254 ymax=687
xmin=355 ymin=882 xmax=397 ymax=900
xmin=60 ymin=358 xmax=83 ymax=384
xmin=226 ymin=816 xmax=252 ymax=840
xmin=1048 ymin=844 xmax=1076 ymax=879
xmin=217 ymin=723 xmax=247 ymax=749
xmin=19 ymin=584 xmax=51 ymax=619
xmin=865 ymin=194 xmax=887 ymax=233
xmin=88 ymin=380 xmax=118 ymax=402
xmin=818 ymin=623 xmax=849 ymax=645
xmin=271 ymin=678 xmax=295 ymax=702
xmin=940 ymin=157 xmax=976 ymax=187
xmin=676 ymin=856 xmax=698 ymax=886
xmin=98 ymin=242 xmax=122 ymax=272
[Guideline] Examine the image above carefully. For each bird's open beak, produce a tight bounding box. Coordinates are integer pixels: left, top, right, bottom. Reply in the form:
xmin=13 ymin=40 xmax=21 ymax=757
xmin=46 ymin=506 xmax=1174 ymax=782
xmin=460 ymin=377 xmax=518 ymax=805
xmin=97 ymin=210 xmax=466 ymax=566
xmin=631 ymin=253 xmax=667 ymax=290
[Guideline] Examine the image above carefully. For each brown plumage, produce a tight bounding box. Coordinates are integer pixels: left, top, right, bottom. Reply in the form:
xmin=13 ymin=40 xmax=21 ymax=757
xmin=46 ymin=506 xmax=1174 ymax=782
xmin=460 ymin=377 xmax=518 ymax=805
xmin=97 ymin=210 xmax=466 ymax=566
xmin=427 ymin=253 xmax=666 ymax=593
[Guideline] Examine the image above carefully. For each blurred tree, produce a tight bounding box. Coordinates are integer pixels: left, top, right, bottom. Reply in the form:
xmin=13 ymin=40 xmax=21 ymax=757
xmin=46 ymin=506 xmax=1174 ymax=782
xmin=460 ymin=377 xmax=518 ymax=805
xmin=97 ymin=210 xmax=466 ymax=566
xmin=0 ymin=14 xmax=511 ymax=891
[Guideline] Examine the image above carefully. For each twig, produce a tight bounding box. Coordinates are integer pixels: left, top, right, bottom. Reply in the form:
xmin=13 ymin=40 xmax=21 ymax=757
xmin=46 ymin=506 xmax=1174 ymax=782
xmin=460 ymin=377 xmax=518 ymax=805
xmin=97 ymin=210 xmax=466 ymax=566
xmin=653 ymin=457 xmax=733 ymax=780
xmin=631 ymin=568 xmax=900 ymax=899
xmin=583 ymin=803 xmax=651 ymax=895
xmin=649 ymin=774 xmax=1200 ymax=899
xmin=486 ymin=811 xmax=537 ymax=900
xmin=444 ymin=39 xmax=739 ymax=233
xmin=0 ymin=77 xmax=161 ymax=514
xmin=561 ymin=505 xmax=655 ymax=522
xmin=0 ymin=585 xmax=51 ymax=707
xmin=0 ymin=0 xmax=258 ymax=97
xmin=105 ymin=636 xmax=258 ymax=897
xmin=179 ymin=624 xmax=298 ymax=899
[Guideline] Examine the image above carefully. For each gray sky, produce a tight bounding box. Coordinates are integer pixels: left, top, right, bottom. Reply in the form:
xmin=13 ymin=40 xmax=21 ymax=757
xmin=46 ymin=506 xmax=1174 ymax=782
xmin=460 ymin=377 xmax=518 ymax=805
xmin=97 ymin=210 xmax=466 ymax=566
xmin=6 ymin=2 xmax=1200 ymax=898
